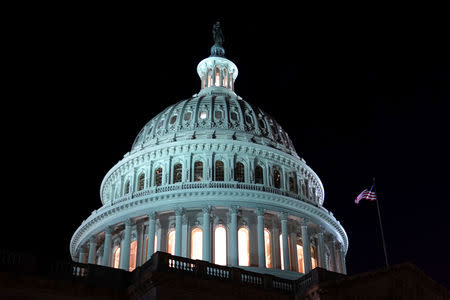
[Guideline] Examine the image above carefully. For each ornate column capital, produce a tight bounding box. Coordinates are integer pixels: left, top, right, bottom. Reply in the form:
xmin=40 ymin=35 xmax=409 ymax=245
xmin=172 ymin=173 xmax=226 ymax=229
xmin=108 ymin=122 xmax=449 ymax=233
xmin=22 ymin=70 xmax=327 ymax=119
xmin=280 ymin=211 xmax=289 ymax=221
xmin=301 ymin=218 xmax=310 ymax=227
xmin=256 ymin=207 xmax=265 ymax=217
xmin=124 ymin=218 xmax=131 ymax=227
xmin=175 ymin=207 xmax=184 ymax=216
xmin=148 ymin=211 xmax=156 ymax=220
xmin=202 ymin=205 xmax=212 ymax=214
xmin=229 ymin=205 xmax=240 ymax=214
xmin=104 ymin=226 xmax=113 ymax=235
xmin=89 ymin=236 xmax=97 ymax=244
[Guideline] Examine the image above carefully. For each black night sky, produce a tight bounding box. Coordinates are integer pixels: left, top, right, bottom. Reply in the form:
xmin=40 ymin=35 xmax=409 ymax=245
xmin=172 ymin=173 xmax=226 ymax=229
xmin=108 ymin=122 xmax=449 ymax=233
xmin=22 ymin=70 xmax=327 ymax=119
xmin=2 ymin=6 xmax=449 ymax=289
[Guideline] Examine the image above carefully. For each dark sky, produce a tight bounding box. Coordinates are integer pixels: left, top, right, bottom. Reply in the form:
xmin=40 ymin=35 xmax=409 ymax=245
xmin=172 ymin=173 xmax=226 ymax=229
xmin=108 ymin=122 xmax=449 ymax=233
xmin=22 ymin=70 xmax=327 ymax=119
xmin=2 ymin=7 xmax=449 ymax=289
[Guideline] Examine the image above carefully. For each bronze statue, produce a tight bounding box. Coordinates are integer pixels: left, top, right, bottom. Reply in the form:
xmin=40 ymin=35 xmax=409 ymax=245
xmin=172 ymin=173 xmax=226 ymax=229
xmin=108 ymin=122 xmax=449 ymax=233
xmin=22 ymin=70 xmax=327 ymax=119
xmin=212 ymin=21 xmax=224 ymax=47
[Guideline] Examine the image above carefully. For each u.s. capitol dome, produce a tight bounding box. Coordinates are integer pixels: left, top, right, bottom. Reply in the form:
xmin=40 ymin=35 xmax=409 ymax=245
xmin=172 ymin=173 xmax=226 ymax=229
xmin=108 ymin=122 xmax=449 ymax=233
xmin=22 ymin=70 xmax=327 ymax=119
xmin=70 ymin=23 xmax=348 ymax=279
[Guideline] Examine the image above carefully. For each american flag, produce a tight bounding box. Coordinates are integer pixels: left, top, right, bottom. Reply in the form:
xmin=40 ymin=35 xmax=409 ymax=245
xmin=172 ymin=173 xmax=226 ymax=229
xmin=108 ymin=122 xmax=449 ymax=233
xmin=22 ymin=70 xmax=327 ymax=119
xmin=355 ymin=185 xmax=377 ymax=204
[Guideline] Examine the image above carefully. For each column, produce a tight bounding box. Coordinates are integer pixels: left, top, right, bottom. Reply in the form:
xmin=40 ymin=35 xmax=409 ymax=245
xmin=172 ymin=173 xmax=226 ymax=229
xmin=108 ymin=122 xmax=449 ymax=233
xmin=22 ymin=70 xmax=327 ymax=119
xmin=290 ymin=230 xmax=299 ymax=271
xmin=88 ymin=236 xmax=97 ymax=264
xmin=147 ymin=212 xmax=156 ymax=261
xmin=340 ymin=246 xmax=347 ymax=274
xmin=175 ymin=208 xmax=183 ymax=256
xmin=317 ymin=229 xmax=326 ymax=269
xmin=329 ymin=240 xmax=337 ymax=272
xmin=120 ymin=219 xmax=131 ymax=271
xmin=136 ymin=223 xmax=143 ymax=266
xmin=301 ymin=219 xmax=312 ymax=273
xmin=102 ymin=226 xmax=113 ymax=266
xmin=280 ymin=212 xmax=289 ymax=270
xmin=202 ymin=206 xmax=211 ymax=262
xmin=79 ymin=246 xmax=88 ymax=264
xmin=229 ymin=205 xmax=239 ymax=266
xmin=256 ymin=208 xmax=265 ymax=268
xmin=272 ymin=220 xmax=281 ymax=269
xmin=334 ymin=242 xmax=342 ymax=273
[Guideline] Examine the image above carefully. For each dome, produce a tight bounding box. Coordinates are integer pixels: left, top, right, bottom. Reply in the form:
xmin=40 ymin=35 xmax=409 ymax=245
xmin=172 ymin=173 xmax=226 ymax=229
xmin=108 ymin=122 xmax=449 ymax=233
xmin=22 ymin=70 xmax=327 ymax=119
xmin=130 ymin=94 xmax=299 ymax=159
xmin=70 ymin=22 xmax=347 ymax=281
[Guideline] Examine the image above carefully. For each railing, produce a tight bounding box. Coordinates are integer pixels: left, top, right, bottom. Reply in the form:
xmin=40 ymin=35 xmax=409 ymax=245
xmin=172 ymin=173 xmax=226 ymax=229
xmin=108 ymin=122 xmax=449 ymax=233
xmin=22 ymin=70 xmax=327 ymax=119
xmin=112 ymin=181 xmax=316 ymax=206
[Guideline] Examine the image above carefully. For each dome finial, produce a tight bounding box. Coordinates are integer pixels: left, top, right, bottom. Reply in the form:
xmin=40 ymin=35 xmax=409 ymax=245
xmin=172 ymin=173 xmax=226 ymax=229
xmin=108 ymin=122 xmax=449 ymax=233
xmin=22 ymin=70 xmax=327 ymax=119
xmin=211 ymin=21 xmax=225 ymax=57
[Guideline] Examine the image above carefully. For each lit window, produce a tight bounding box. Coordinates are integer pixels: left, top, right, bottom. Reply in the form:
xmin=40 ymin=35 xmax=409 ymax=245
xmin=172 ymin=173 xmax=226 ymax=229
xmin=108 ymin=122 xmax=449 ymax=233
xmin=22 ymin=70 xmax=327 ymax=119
xmin=154 ymin=168 xmax=162 ymax=186
xmin=273 ymin=169 xmax=281 ymax=188
xmin=207 ymin=69 xmax=212 ymax=87
xmin=190 ymin=228 xmax=203 ymax=260
xmin=297 ymin=244 xmax=305 ymax=273
xmin=194 ymin=161 xmax=203 ymax=182
xmin=230 ymin=73 xmax=233 ymax=90
xmin=167 ymin=229 xmax=175 ymax=255
xmin=129 ymin=241 xmax=137 ymax=271
xmin=184 ymin=112 xmax=192 ymax=121
xmin=255 ymin=165 xmax=263 ymax=184
xmin=214 ymin=225 xmax=227 ymax=265
xmin=215 ymin=161 xmax=224 ymax=181
xmin=311 ymin=246 xmax=317 ymax=269
xmin=200 ymin=111 xmax=207 ymax=120
xmin=144 ymin=235 xmax=158 ymax=261
xmin=238 ymin=227 xmax=250 ymax=266
xmin=124 ymin=180 xmax=130 ymax=194
xmin=215 ymin=67 xmax=220 ymax=86
xmin=137 ymin=173 xmax=145 ymax=191
xmin=113 ymin=246 xmax=120 ymax=269
xmin=170 ymin=115 xmax=177 ymax=125
xmin=202 ymin=75 xmax=206 ymax=88
xmin=173 ymin=163 xmax=182 ymax=183
xmin=235 ymin=162 xmax=245 ymax=182
xmin=264 ymin=228 xmax=272 ymax=268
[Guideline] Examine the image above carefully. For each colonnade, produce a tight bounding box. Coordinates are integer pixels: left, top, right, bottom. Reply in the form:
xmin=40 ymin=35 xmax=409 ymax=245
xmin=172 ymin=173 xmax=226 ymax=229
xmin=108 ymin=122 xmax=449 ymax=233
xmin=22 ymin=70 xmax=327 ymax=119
xmin=76 ymin=206 xmax=346 ymax=275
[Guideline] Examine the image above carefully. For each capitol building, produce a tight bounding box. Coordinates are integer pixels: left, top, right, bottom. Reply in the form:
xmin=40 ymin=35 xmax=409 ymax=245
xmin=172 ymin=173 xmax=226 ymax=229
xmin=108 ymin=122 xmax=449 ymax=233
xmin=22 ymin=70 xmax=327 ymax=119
xmin=70 ymin=23 xmax=348 ymax=280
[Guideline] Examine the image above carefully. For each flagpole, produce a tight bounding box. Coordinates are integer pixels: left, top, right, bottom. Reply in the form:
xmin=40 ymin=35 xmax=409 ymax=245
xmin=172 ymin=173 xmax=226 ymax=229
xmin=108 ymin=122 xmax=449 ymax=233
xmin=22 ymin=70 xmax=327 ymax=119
xmin=373 ymin=177 xmax=389 ymax=267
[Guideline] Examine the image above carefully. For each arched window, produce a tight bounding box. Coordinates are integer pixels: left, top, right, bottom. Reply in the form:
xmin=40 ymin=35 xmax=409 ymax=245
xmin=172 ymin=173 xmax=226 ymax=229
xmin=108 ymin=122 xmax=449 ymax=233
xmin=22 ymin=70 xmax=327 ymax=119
xmin=173 ymin=163 xmax=182 ymax=183
xmin=214 ymin=225 xmax=227 ymax=265
xmin=124 ymin=180 xmax=130 ymax=194
xmin=137 ymin=173 xmax=145 ymax=191
xmin=144 ymin=235 xmax=158 ymax=261
xmin=264 ymin=228 xmax=272 ymax=268
xmin=255 ymin=165 xmax=264 ymax=184
xmin=289 ymin=172 xmax=298 ymax=193
xmin=311 ymin=245 xmax=317 ymax=269
xmin=215 ymin=161 xmax=224 ymax=181
xmin=190 ymin=228 xmax=203 ymax=260
xmin=112 ymin=246 xmax=120 ymax=269
xmin=202 ymin=75 xmax=206 ymax=88
xmin=222 ymin=69 xmax=228 ymax=87
xmin=155 ymin=168 xmax=162 ymax=186
xmin=215 ymin=67 xmax=220 ymax=86
xmin=235 ymin=162 xmax=245 ymax=182
xmin=129 ymin=241 xmax=137 ymax=271
xmin=194 ymin=161 xmax=203 ymax=182
xmin=297 ymin=244 xmax=305 ymax=273
xmin=230 ymin=73 xmax=233 ymax=90
xmin=167 ymin=229 xmax=175 ymax=255
xmin=238 ymin=227 xmax=250 ymax=266
xmin=207 ymin=69 xmax=212 ymax=87
xmin=273 ymin=169 xmax=281 ymax=188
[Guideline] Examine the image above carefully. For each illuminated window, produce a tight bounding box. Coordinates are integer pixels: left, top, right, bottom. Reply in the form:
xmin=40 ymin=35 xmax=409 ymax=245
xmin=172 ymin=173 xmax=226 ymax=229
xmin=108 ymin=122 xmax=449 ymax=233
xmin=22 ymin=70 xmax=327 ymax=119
xmin=264 ymin=228 xmax=272 ymax=268
xmin=238 ymin=227 xmax=250 ymax=266
xmin=235 ymin=162 xmax=245 ymax=182
xmin=311 ymin=246 xmax=317 ymax=269
xmin=215 ymin=67 xmax=220 ymax=86
xmin=184 ymin=112 xmax=192 ymax=121
xmin=167 ymin=229 xmax=175 ymax=255
xmin=202 ymin=75 xmax=206 ymax=88
xmin=255 ymin=165 xmax=263 ymax=184
xmin=173 ymin=163 xmax=182 ymax=183
xmin=112 ymin=246 xmax=120 ymax=269
xmin=222 ymin=69 xmax=228 ymax=87
xmin=200 ymin=111 xmax=207 ymax=120
xmin=190 ymin=228 xmax=203 ymax=260
xmin=297 ymin=244 xmax=305 ymax=273
xmin=129 ymin=241 xmax=137 ymax=271
xmin=137 ymin=173 xmax=145 ymax=191
xmin=229 ymin=73 xmax=233 ymax=90
xmin=154 ymin=168 xmax=162 ymax=186
xmin=207 ymin=69 xmax=212 ymax=87
xmin=215 ymin=161 xmax=224 ymax=181
xmin=124 ymin=180 xmax=130 ymax=194
xmin=214 ymin=225 xmax=227 ymax=265
xmin=289 ymin=172 xmax=298 ymax=193
xmin=194 ymin=161 xmax=203 ymax=182
xmin=170 ymin=115 xmax=177 ymax=125
xmin=273 ymin=169 xmax=281 ymax=188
